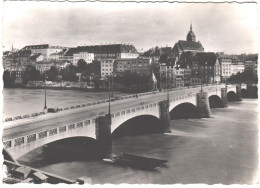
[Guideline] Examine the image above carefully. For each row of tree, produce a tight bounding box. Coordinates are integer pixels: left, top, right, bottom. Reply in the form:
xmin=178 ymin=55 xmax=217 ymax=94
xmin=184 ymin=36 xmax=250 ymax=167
xmin=3 ymin=59 xmax=101 ymax=88
xmin=228 ymin=71 xmax=258 ymax=84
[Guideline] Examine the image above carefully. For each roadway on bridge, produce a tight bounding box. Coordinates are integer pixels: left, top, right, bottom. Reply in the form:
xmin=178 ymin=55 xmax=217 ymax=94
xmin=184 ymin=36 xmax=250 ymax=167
xmin=2 ymin=86 xmax=215 ymax=141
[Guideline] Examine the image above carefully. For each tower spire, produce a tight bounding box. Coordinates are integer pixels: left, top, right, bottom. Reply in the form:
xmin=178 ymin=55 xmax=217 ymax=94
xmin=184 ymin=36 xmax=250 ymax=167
xmin=190 ymin=23 xmax=192 ymax=31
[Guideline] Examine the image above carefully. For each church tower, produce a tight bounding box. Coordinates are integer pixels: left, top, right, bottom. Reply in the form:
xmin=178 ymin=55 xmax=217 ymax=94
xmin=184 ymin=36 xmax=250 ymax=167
xmin=186 ymin=24 xmax=196 ymax=42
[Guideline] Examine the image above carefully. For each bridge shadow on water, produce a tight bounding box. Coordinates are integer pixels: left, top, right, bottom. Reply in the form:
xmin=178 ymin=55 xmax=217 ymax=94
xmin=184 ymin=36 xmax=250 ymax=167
xmin=112 ymin=115 xmax=163 ymax=138
xmin=227 ymin=91 xmax=238 ymax=102
xmin=18 ymin=137 xmax=101 ymax=168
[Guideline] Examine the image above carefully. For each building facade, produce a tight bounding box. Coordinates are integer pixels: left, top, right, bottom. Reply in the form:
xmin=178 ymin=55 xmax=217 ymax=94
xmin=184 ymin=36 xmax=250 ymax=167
xmin=100 ymin=59 xmax=114 ymax=78
xmin=73 ymin=52 xmax=95 ymax=65
xmin=65 ymin=44 xmax=139 ymax=61
xmin=218 ymin=58 xmax=232 ymax=82
xmin=22 ymin=44 xmax=64 ymax=61
xmin=113 ymin=58 xmax=152 ymax=76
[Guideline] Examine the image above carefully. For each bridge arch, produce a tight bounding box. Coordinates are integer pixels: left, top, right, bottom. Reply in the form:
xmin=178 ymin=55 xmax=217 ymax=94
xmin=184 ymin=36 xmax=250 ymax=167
xmin=170 ymin=102 xmax=199 ymax=119
xmin=112 ymin=115 xmax=162 ymax=137
xmin=209 ymin=95 xmax=223 ymax=108
xmin=6 ymin=125 xmax=96 ymax=160
xmin=227 ymin=91 xmax=238 ymax=102
xmin=18 ymin=136 xmax=100 ymax=164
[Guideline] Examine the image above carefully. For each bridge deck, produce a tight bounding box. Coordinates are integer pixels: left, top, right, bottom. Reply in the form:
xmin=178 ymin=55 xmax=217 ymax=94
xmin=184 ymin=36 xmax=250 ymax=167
xmin=2 ymin=86 xmax=220 ymax=141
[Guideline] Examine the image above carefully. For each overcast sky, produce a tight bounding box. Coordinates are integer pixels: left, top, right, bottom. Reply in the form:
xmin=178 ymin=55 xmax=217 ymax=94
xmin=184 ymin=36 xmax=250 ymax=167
xmin=2 ymin=1 xmax=258 ymax=54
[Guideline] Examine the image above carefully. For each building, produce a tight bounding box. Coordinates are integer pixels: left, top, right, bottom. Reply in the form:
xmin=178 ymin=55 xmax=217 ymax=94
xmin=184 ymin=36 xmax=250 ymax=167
xmin=65 ymin=44 xmax=139 ymax=61
xmin=244 ymin=59 xmax=258 ymax=75
xmin=35 ymin=62 xmax=54 ymax=73
xmin=3 ymin=50 xmax=43 ymax=71
xmin=231 ymin=61 xmax=245 ymax=75
xmin=21 ymin=44 xmax=64 ymax=61
xmin=191 ymin=52 xmax=221 ymax=84
xmin=159 ymin=61 xmax=176 ymax=88
xmin=172 ymin=24 xmax=204 ymax=59
xmin=73 ymin=51 xmax=95 ymax=65
xmin=218 ymin=57 xmax=232 ymax=82
xmin=49 ymin=49 xmax=68 ymax=61
xmin=100 ymin=59 xmax=114 ymax=78
xmin=175 ymin=68 xmax=185 ymax=87
xmin=113 ymin=58 xmax=152 ymax=76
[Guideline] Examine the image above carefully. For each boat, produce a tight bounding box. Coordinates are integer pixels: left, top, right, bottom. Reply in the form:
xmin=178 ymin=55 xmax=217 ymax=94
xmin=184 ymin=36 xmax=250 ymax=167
xmin=103 ymin=153 xmax=168 ymax=170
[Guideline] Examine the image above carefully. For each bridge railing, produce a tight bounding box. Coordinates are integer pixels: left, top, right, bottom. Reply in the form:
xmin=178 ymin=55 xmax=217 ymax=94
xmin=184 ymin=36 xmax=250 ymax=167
xmin=3 ymin=84 xmax=227 ymax=123
xmin=3 ymin=115 xmax=98 ymax=150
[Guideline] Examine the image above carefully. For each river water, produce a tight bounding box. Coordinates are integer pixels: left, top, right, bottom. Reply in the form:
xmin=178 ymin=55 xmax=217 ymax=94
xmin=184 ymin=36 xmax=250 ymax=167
xmin=3 ymin=88 xmax=259 ymax=184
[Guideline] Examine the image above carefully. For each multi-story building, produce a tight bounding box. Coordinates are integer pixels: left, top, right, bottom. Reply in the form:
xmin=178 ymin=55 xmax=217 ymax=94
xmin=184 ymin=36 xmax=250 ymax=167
xmin=113 ymin=58 xmax=152 ymax=76
xmin=21 ymin=44 xmax=64 ymax=61
xmin=9 ymin=64 xmax=28 ymax=84
xmin=218 ymin=57 xmax=232 ymax=82
xmin=175 ymin=68 xmax=185 ymax=87
xmin=35 ymin=62 xmax=54 ymax=73
xmin=244 ymin=59 xmax=258 ymax=75
xmin=100 ymin=59 xmax=114 ymax=78
xmin=159 ymin=62 xmax=176 ymax=88
xmin=3 ymin=50 xmax=43 ymax=71
xmin=65 ymin=44 xmax=139 ymax=61
xmin=49 ymin=49 xmax=68 ymax=61
xmin=73 ymin=52 xmax=94 ymax=65
xmin=191 ymin=52 xmax=221 ymax=84
xmin=231 ymin=61 xmax=245 ymax=75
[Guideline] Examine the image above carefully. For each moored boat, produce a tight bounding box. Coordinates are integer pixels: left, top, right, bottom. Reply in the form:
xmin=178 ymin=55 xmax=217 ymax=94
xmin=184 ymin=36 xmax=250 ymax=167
xmin=103 ymin=153 xmax=167 ymax=170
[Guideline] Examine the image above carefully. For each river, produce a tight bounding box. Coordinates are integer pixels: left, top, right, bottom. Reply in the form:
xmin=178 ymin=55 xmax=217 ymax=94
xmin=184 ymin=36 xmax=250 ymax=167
xmin=2 ymin=88 xmax=259 ymax=184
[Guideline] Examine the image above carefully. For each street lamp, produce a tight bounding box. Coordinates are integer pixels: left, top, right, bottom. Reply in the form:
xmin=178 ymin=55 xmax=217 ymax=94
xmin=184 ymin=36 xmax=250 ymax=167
xmin=108 ymin=75 xmax=111 ymax=115
xmin=166 ymin=66 xmax=169 ymax=104
xmin=110 ymin=72 xmax=115 ymax=98
xmin=43 ymin=73 xmax=47 ymax=110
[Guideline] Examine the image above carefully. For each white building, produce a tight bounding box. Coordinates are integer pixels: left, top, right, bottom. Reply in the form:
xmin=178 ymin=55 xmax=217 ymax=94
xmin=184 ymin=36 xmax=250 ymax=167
xmin=219 ymin=58 xmax=232 ymax=82
xmin=231 ymin=61 xmax=245 ymax=75
xmin=22 ymin=44 xmax=64 ymax=61
xmin=35 ymin=62 xmax=54 ymax=73
xmin=101 ymin=59 xmax=114 ymax=78
xmin=73 ymin=52 xmax=94 ymax=65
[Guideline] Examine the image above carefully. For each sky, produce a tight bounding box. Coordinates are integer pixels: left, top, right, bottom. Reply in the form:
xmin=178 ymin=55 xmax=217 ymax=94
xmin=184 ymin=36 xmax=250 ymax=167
xmin=2 ymin=1 xmax=258 ymax=54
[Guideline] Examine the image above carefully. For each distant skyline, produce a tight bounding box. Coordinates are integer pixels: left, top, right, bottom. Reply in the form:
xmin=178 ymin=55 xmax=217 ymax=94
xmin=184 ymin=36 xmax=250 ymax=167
xmin=3 ymin=1 xmax=258 ymax=54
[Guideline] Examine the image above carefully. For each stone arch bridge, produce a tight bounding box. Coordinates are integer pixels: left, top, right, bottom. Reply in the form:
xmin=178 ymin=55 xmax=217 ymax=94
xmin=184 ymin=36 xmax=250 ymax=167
xmin=3 ymin=84 xmax=249 ymax=159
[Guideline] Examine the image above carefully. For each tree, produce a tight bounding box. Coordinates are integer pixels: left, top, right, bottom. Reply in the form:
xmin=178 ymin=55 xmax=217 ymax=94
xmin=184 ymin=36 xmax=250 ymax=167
xmin=60 ymin=64 xmax=78 ymax=81
xmin=46 ymin=66 xmax=59 ymax=81
xmin=228 ymin=71 xmax=258 ymax=84
xmin=3 ymin=70 xmax=15 ymax=87
xmin=23 ymin=65 xmax=41 ymax=84
xmin=77 ymin=59 xmax=87 ymax=72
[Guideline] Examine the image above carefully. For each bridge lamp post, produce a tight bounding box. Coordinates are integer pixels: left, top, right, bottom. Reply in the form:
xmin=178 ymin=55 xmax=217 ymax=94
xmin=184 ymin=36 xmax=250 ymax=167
xmin=166 ymin=66 xmax=169 ymax=104
xmin=43 ymin=73 xmax=47 ymax=110
xmin=110 ymin=72 xmax=115 ymax=98
xmin=200 ymin=66 xmax=203 ymax=93
xmin=108 ymin=75 xmax=111 ymax=115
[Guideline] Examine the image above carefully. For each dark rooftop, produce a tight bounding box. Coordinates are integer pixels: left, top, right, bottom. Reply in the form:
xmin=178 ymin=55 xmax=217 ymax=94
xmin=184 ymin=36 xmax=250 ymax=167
xmin=178 ymin=40 xmax=204 ymax=51
xmin=64 ymin=44 xmax=138 ymax=56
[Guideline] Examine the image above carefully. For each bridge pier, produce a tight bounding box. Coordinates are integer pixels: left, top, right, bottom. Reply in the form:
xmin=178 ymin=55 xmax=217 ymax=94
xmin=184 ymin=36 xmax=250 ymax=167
xmin=95 ymin=114 xmax=112 ymax=158
xmin=159 ymin=100 xmax=171 ymax=133
xmin=221 ymin=88 xmax=228 ymax=107
xmin=196 ymin=92 xmax=211 ymax=118
xmin=236 ymin=85 xmax=242 ymax=101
